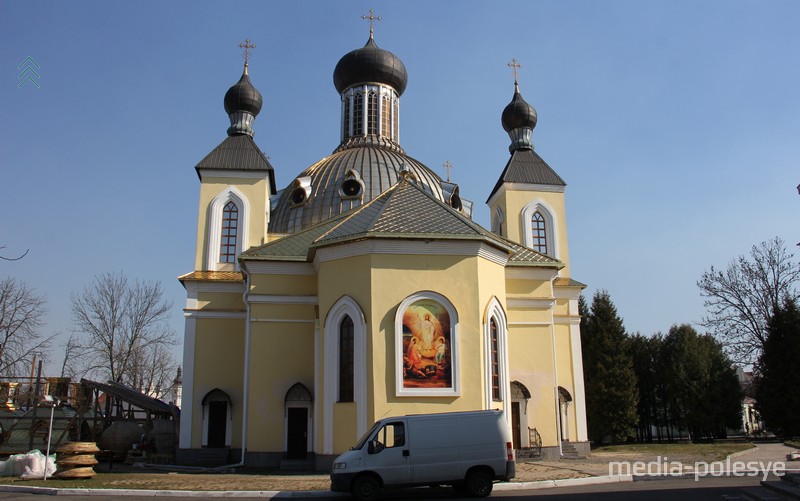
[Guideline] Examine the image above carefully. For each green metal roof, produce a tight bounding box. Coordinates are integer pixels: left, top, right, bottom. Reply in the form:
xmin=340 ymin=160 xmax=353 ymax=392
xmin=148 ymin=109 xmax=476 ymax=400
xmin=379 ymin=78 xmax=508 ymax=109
xmin=242 ymin=177 xmax=562 ymax=268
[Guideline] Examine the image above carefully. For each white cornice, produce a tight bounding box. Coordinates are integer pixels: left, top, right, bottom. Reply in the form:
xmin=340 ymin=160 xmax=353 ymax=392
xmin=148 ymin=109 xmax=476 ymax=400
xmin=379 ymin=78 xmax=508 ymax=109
xmin=184 ymin=281 xmax=245 ymax=297
xmin=243 ymin=261 xmax=317 ymax=276
xmin=313 ymin=240 xmax=509 ymax=268
xmin=198 ymin=169 xmax=269 ymax=180
xmin=505 ymin=268 xmax=559 ymax=281
xmin=553 ymin=287 xmax=581 ymax=300
xmin=247 ymin=295 xmax=318 ymax=305
xmin=183 ymin=310 xmax=245 ymax=319
xmin=554 ymin=315 xmax=581 ymax=325
xmin=507 ymin=297 xmax=556 ymax=309
xmin=250 ymin=318 xmax=316 ymax=324
xmin=508 ymin=321 xmax=553 ymax=327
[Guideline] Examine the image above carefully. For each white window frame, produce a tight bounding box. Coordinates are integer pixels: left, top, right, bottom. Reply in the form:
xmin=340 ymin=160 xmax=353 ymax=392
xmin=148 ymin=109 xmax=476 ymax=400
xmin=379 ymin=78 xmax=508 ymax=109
xmin=323 ymin=295 xmax=367 ymax=454
xmin=521 ymin=200 xmax=558 ymax=258
xmin=207 ymin=187 xmax=250 ymax=271
xmin=395 ymin=291 xmax=460 ymax=397
xmin=484 ymin=298 xmax=509 ymax=411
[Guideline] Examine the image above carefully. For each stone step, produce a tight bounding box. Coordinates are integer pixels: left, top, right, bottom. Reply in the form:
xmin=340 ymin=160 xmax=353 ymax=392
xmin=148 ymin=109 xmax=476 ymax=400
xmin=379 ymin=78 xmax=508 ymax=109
xmin=739 ymin=486 xmax=788 ymax=501
xmin=762 ymin=478 xmax=800 ymax=500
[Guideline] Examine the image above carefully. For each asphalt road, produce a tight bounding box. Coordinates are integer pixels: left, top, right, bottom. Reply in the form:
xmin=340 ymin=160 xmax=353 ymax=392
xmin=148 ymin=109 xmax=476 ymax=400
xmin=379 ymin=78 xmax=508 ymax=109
xmin=0 ymin=474 xmax=770 ymax=500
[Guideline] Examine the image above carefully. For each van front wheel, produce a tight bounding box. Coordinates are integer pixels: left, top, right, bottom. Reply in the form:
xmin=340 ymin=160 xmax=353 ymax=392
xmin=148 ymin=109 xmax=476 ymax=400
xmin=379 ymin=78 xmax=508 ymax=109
xmin=351 ymin=475 xmax=380 ymax=501
xmin=465 ymin=470 xmax=493 ymax=497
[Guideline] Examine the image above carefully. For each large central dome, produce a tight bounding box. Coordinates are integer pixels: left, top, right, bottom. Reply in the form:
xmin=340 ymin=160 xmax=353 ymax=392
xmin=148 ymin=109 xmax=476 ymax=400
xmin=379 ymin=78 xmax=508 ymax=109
xmin=269 ymin=34 xmax=454 ymax=234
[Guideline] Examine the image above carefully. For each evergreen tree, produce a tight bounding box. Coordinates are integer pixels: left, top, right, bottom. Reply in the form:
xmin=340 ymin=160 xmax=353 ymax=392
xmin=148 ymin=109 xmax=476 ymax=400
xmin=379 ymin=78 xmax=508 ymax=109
xmin=661 ymin=325 xmax=741 ymax=440
xmin=755 ymin=298 xmax=800 ymax=437
xmin=580 ymin=291 xmax=638 ymax=443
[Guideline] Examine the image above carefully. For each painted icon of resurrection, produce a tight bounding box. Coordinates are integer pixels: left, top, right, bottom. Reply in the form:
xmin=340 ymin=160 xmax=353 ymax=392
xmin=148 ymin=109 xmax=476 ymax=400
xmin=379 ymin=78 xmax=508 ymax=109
xmin=401 ymin=299 xmax=451 ymax=388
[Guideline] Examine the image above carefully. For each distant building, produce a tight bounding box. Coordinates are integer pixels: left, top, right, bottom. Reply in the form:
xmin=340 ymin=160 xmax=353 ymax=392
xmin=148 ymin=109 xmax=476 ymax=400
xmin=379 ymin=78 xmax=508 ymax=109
xmin=178 ymin=26 xmax=588 ymax=468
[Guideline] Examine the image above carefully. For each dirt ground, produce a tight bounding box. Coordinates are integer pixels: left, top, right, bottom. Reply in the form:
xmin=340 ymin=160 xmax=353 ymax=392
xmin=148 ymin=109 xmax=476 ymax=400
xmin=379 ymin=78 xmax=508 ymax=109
xmin=0 ymin=443 xmax=754 ymax=492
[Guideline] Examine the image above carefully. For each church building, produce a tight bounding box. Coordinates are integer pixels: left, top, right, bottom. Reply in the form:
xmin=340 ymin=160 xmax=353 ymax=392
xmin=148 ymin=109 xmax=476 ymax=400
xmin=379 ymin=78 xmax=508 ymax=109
xmin=178 ymin=25 xmax=589 ymax=469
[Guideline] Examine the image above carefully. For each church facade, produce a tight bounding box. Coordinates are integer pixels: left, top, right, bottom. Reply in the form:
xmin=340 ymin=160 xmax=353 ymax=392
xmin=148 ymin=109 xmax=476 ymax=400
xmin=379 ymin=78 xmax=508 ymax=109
xmin=178 ymin=29 xmax=589 ymax=469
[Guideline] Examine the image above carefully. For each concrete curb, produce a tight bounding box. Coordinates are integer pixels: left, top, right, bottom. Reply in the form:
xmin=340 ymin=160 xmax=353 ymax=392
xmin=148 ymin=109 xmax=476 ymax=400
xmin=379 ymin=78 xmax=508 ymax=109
xmin=495 ymin=474 xmax=632 ymax=491
xmin=0 ymin=474 xmax=633 ymax=497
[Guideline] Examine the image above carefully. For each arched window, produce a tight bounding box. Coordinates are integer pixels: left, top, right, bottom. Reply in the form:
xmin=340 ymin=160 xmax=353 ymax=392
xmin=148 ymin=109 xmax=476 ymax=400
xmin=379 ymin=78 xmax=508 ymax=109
xmin=343 ymin=96 xmax=351 ymax=139
xmin=353 ymin=92 xmax=364 ymax=136
xmin=367 ymin=91 xmax=378 ymax=135
xmin=381 ymin=94 xmax=391 ymax=138
xmin=490 ymin=318 xmax=500 ymax=401
xmin=339 ymin=315 xmax=354 ymax=402
xmin=531 ymin=211 xmax=547 ymax=255
xmin=393 ymin=98 xmax=399 ymax=142
xmin=220 ymin=201 xmax=239 ymax=263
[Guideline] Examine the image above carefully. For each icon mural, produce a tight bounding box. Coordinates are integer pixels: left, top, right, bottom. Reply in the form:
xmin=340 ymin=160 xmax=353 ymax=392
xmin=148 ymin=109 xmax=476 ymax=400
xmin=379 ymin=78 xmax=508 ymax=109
xmin=401 ymin=300 xmax=451 ymax=388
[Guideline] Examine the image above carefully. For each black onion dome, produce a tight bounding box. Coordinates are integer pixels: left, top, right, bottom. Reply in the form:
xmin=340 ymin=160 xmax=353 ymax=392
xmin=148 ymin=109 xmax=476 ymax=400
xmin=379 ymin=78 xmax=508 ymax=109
xmin=224 ymin=70 xmax=263 ymax=116
xmin=333 ymin=37 xmax=408 ymax=95
xmin=501 ymin=89 xmax=537 ymax=132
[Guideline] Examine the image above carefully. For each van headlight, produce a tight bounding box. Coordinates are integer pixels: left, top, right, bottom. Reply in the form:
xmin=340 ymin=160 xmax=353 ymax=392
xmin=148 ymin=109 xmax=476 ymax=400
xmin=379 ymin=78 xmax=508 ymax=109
xmin=333 ymin=462 xmax=347 ymax=470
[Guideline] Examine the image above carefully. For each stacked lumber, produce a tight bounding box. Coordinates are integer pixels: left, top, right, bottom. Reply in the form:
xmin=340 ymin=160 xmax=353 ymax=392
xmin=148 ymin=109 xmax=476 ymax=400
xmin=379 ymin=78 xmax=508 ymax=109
xmin=54 ymin=442 xmax=99 ymax=479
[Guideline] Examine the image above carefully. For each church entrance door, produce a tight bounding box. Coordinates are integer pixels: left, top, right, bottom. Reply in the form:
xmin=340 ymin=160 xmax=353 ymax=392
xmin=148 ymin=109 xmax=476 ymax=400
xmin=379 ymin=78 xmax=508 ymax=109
xmin=286 ymin=407 xmax=308 ymax=459
xmin=511 ymin=402 xmax=521 ymax=448
xmin=208 ymin=401 xmax=227 ymax=448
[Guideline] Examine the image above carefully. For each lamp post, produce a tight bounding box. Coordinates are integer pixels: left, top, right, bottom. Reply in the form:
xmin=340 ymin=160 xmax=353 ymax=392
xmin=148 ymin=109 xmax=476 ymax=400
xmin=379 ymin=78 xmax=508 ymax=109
xmin=40 ymin=395 xmax=59 ymax=481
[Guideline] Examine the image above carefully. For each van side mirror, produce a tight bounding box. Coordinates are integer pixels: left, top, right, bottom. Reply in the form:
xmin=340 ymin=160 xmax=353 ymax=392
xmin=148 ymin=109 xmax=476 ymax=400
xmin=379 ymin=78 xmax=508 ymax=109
xmin=367 ymin=440 xmax=384 ymax=454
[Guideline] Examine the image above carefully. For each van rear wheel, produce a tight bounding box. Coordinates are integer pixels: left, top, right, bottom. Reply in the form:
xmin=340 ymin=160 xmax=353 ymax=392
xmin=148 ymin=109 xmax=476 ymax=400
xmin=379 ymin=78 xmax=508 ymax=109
xmin=465 ymin=470 xmax=493 ymax=497
xmin=351 ymin=475 xmax=380 ymax=501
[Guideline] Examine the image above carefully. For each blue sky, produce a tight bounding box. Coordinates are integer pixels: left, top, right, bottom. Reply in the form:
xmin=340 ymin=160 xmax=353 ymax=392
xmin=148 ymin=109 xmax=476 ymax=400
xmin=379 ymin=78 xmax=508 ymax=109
xmin=1 ymin=1 xmax=798 ymax=375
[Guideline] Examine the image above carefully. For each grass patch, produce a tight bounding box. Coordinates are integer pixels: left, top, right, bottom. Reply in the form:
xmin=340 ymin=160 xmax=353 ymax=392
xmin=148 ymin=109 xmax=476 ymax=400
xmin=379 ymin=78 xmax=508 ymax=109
xmin=591 ymin=442 xmax=754 ymax=461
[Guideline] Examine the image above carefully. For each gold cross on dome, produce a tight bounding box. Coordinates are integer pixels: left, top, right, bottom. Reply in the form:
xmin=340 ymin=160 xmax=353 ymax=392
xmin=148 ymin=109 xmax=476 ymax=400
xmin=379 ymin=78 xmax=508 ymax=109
xmin=240 ymin=39 xmax=256 ymax=66
xmin=507 ymin=58 xmax=522 ymax=85
xmin=443 ymin=160 xmax=454 ymax=182
xmin=362 ymin=9 xmax=382 ymax=38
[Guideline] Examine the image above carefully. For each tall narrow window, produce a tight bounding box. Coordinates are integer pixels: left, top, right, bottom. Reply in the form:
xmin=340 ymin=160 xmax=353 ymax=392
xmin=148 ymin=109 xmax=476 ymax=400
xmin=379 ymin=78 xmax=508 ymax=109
xmin=343 ymin=97 xmax=351 ymax=139
xmin=220 ymin=201 xmax=238 ymax=263
xmin=532 ymin=211 xmax=548 ymax=255
xmin=339 ymin=315 xmax=354 ymax=402
xmin=392 ymin=98 xmax=399 ymax=141
xmin=353 ymin=92 xmax=364 ymax=136
xmin=490 ymin=318 xmax=500 ymax=401
xmin=381 ymin=94 xmax=391 ymax=137
xmin=367 ymin=91 xmax=378 ymax=135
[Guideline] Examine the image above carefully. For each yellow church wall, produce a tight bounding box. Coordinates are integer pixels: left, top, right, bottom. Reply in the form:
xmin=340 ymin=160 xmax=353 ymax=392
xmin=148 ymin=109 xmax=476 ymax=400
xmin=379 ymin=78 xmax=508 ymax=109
xmin=333 ymin=404 xmax=358 ymax=452
xmin=506 ymin=306 xmax=553 ymax=325
xmin=193 ymin=291 xmax=246 ymax=311
xmin=368 ymin=253 xmax=499 ymax=421
xmin=245 ymin=319 xmax=315 ymax=451
xmin=249 ymin=303 xmax=315 ymax=321
xmin=194 ymin=176 xmax=270 ymax=270
xmin=191 ymin=318 xmax=246 ymax=448
xmin=507 ymin=323 xmax=561 ymax=447
xmin=248 ymin=273 xmax=317 ymax=296
xmin=555 ymin=325 xmax=578 ymax=440
xmin=505 ymin=278 xmax=552 ymax=297
xmin=316 ymin=254 xmax=374 ymax=451
xmin=494 ymin=189 xmax=571 ymax=278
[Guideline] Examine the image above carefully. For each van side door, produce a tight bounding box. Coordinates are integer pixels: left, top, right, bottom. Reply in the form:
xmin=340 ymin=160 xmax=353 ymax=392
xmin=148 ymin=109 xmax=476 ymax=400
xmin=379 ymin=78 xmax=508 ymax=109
xmin=363 ymin=419 xmax=410 ymax=486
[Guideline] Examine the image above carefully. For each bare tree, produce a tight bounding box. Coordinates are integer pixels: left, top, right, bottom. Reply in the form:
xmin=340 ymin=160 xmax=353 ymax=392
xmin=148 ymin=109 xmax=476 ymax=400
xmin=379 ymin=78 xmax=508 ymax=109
xmin=0 ymin=277 xmax=52 ymax=377
xmin=70 ymin=272 xmax=178 ymax=391
xmin=698 ymin=237 xmax=800 ymax=366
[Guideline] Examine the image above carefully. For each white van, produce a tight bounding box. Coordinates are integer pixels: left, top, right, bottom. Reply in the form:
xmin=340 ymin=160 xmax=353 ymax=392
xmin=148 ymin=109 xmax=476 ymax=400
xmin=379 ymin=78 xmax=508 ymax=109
xmin=330 ymin=409 xmax=515 ymax=500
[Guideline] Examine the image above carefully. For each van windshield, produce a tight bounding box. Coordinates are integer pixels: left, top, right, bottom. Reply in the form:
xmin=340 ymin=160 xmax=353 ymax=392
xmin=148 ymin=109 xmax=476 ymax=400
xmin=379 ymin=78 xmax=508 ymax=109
xmin=351 ymin=422 xmax=381 ymax=450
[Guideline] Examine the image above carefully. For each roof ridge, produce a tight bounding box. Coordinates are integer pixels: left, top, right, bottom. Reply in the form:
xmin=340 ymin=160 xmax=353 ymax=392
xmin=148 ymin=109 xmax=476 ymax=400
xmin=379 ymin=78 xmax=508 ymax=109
xmin=313 ymin=184 xmax=398 ymax=243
